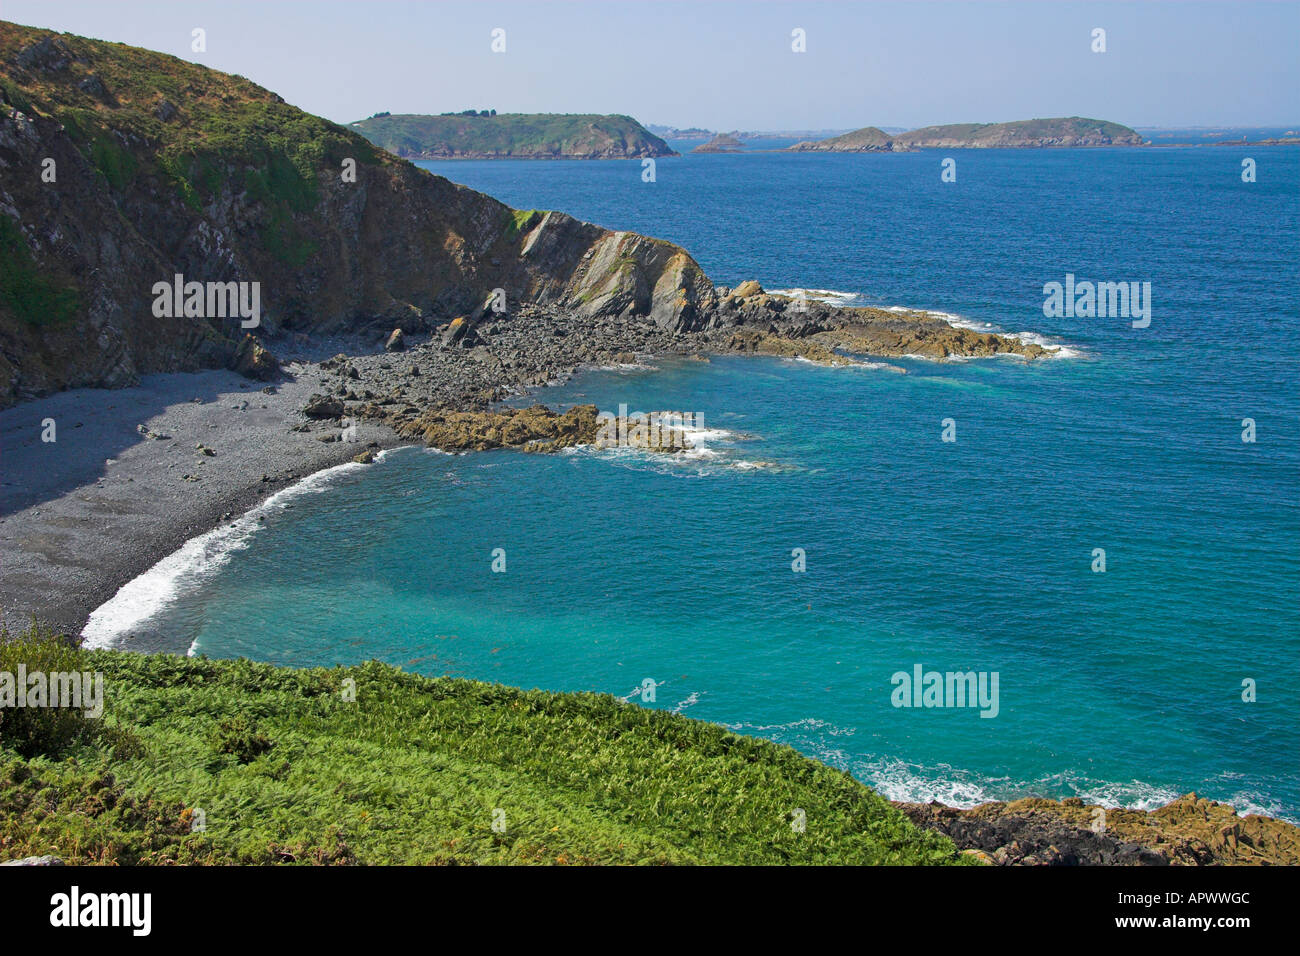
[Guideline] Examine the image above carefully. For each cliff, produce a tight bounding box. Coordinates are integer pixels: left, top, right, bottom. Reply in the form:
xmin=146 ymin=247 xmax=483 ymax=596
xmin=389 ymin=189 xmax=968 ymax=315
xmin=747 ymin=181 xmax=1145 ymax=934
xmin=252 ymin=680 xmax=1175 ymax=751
xmin=0 ymin=23 xmax=712 ymax=406
xmin=348 ymin=111 xmax=677 ymax=160
xmin=0 ymin=23 xmax=1056 ymax=410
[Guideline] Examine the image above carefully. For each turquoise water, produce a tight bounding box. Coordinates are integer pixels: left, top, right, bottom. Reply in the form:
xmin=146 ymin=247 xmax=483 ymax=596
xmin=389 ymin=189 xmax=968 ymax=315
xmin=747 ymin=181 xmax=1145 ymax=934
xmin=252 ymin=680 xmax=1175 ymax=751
xmin=88 ymin=146 xmax=1300 ymax=818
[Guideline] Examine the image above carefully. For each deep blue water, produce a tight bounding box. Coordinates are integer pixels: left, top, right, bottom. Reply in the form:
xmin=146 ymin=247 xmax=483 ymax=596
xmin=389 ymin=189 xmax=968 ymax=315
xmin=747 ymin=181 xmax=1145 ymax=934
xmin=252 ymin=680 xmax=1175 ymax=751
xmin=87 ymin=146 xmax=1300 ymax=818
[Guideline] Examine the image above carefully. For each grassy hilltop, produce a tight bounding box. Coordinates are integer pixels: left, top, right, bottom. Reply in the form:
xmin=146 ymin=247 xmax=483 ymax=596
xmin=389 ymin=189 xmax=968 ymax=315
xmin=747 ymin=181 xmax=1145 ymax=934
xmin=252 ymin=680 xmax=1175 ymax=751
xmin=350 ymin=112 xmax=676 ymax=159
xmin=0 ymin=627 xmax=966 ymax=865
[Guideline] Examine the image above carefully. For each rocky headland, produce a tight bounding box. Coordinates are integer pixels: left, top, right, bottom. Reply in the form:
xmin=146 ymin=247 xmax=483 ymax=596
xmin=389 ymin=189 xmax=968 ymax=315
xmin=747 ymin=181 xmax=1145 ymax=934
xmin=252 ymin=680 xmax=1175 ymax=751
xmin=348 ymin=111 xmax=677 ymax=160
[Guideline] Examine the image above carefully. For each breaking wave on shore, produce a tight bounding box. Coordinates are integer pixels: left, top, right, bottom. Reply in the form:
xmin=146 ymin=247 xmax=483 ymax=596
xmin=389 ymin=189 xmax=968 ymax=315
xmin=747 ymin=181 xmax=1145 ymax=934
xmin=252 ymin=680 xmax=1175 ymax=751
xmin=80 ymin=452 xmax=393 ymax=651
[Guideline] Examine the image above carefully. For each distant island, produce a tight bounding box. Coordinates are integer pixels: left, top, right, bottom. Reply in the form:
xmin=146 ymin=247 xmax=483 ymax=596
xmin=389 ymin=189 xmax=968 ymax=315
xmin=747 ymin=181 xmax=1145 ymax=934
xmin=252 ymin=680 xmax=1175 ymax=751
xmin=789 ymin=117 xmax=1145 ymax=151
xmin=647 ymin=123 xmax=713 ymax=139
xmin=350 ymin=112 xmax=676 ymax=159
xmin=790 ymin=125 xmax=894 ymax=151
xmin=692 ymin=132 xmax=744 ymax=153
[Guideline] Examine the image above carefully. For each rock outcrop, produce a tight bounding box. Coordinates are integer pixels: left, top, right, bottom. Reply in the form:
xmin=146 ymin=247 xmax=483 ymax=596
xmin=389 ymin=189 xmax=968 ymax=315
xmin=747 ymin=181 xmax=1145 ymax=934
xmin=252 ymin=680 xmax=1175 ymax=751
xmin=898 ymin=793 xmax=1300 ymax=866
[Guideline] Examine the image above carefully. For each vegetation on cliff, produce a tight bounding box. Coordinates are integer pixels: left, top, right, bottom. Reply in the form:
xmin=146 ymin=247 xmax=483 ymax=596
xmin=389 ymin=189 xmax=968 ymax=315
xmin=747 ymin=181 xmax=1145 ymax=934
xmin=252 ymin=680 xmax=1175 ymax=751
xmin=0 ymin=22 xmax=714 ymax=407
xmin=349 ymin=112 xmax=676 ymax=159
xmin=0 ymin=625 xmax=966 ymax=865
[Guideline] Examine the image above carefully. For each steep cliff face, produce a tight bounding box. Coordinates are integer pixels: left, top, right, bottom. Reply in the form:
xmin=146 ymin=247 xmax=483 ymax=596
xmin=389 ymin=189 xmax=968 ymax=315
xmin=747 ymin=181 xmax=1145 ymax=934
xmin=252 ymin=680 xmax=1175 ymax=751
xmin=0 ymin=23 xmax=715 ymax=406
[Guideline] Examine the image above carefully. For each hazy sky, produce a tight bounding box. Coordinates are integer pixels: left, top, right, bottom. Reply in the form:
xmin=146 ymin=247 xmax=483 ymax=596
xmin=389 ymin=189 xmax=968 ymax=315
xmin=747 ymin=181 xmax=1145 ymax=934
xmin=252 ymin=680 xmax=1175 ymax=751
xmin=5 ymin=1 xmax=1297 ymax=129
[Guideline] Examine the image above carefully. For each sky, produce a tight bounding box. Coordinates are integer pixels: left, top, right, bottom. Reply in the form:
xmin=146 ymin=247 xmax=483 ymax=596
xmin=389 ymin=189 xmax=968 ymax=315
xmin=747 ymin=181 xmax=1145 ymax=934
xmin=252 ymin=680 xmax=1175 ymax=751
xmin=4 ymin=1 xmax=1297 ymax=130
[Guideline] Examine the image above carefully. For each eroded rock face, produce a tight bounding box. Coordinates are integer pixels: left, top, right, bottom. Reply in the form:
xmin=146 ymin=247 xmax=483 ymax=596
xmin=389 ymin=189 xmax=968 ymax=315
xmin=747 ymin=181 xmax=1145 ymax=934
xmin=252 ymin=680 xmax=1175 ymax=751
xmin=0 ymin=24 xmax=1055 ymax=408
xmin=0 ymin=25 xmax=715 ymax=406
xmin=898 ymin=793 xmax=1300 ymax=866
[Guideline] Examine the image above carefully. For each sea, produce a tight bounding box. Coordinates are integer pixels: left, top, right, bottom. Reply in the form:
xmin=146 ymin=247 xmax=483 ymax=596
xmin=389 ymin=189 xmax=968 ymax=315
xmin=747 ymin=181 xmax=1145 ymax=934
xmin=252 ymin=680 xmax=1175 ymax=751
xmin=83 ymin=140 xmax=1300 ymax=821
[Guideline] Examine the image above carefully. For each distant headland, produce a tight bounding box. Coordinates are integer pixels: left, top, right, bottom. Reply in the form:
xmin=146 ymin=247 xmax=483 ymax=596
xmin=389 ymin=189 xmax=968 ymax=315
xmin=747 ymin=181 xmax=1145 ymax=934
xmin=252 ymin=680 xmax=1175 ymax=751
xmin=349 ymin=111 xmax=676 ymax=159
xmin=788 ymin=117 xmax=1146 ymax=151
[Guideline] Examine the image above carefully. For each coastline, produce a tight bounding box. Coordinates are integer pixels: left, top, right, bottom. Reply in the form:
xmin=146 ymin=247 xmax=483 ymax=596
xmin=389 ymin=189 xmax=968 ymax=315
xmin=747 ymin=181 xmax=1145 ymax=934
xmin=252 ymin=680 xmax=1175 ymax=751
xmin=0 ymin=357 xmax=404 ymax=637
xmin=6 ymin=314 xmax=1295 ymax=861
xmin=2 ymin=297 xmax=1057 ymax=637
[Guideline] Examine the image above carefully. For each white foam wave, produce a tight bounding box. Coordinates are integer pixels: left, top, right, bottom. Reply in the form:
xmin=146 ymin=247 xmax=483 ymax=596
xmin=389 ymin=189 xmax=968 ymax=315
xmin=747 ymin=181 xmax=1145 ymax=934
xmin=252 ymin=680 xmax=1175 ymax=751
xmin=81 ymin=455 xmax=382 ymax=649
xmin=768 ymin=287 xmax=864 ymax=307
xmin=719 ymin=725 xmax=1290 ymax=819
xmin=1008 ymin=330 xmax=1084 ymax=359
xmin=939 ymin=313 xmax=1083 ymax=360
xmin=586 ymin=361 xmax=657 ymax=372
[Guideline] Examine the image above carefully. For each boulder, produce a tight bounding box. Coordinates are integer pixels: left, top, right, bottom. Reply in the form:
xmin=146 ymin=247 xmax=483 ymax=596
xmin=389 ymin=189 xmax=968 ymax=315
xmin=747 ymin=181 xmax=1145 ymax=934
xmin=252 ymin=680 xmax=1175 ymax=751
xmin=303 ymin=393 xmax=344 ymax=419
xmin=385 ymin=328 xmax=406 ymax=352
xmin=442 ymin=316 xmax=480 ymax=348
xmin=230 ymin=333 xmax=279 ymax=381
xmin=0 ymin=855 xmax=64 ymax=866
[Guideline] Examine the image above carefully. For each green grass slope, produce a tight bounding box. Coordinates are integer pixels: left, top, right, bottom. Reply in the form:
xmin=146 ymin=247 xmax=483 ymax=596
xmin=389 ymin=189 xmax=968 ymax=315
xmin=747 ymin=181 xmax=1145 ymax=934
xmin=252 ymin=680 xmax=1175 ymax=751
xmin=350 ymin=112 xmax=676 ymax=159
xmin=0 ymin=628 xmax=968 ymax=865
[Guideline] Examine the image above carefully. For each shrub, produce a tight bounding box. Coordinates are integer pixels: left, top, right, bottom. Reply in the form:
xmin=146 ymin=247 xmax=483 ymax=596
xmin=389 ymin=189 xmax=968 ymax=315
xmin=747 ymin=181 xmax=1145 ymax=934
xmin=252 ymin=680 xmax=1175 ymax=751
xmin=0 ymin=623 xmax=94 ymax=758
xmin=211 ymin=714 xmax=274 ymax=764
